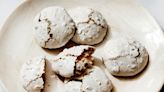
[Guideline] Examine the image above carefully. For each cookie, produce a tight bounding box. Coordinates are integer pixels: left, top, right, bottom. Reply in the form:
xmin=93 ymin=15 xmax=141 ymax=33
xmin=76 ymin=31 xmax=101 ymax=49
xmin=52 ymin=45 xmax=95 ymax=78
xmin=20 ymin=56 xmax=46 ymax=92
xmin=104 ymin=37 xmax=149 ymax=76
xmin=33 ymin=6 xmax=75 ymax=49
xmin=63 ymin=67 xmax=113 ymax=92
xmin=69 ymin=7 xmax=108 ymax=45
xmin=82 ymin=66 xmax=113 ymax=92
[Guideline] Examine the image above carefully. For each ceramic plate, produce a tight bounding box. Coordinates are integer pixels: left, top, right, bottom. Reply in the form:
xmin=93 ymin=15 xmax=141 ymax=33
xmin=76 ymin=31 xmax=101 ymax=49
xmin=0 ymin=0 xmax=164 ymax=92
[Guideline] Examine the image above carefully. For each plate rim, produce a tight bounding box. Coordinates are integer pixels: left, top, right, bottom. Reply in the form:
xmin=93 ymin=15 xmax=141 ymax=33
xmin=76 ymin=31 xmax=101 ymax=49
xmin=0 ymin=0 xmax=163 ymax=91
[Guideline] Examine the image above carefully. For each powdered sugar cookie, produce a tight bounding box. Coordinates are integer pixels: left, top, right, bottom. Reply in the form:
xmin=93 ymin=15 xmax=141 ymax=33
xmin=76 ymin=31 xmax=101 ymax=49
xmin=82 ymin=66 xmax=113 ymax=92
xmin=63 ymin=67 xmax=113 ymax=92
xmin=20 ymin=56 xmax=46 ymax=92
xmin=104 ymin=37 xmax=149 ymax=76
xmin=52 ymin=45 xmax=95 ymax=78
xmin=33 ymin=6 xmax=75 ymax=49
xmin=69 ymin=7 xmax=108 ymax=45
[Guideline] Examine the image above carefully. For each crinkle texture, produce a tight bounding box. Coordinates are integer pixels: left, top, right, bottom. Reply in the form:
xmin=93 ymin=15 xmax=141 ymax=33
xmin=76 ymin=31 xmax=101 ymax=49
xmin=82 ymin=66 xmax=113 ymax=92
xmin=33 ymin=6 xmax=75 ymax=49
xmin=104 ymin=37 xmax=149 ymax=76
xmin=64 ymin=66 xmax=112 ymax=92
xmin=20 ymin=56 xmax=46 ymax=92
xmin=65 ymin=81 xmax=82 ymax=92
xmin=69 ymin=7 xmax=108 ymax=45
xmin=52 ymin=45 xmax=95 ymax=78
xmin=52 ymin=55 xmax=76 ymax=78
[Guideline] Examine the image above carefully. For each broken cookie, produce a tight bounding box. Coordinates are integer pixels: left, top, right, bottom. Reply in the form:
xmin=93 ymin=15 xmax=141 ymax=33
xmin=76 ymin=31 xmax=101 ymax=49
xmin=52 ymin=45 xmax=113 ymax=92
xmin=104 ymin=37 xmax=149 ymax=76
xmin=20 ymin=56 xmax=46 ymax=92
xmin=64 ymin=66 xmax=113 ymax=92
xmin=69 ymin=7 xmax=108 ymax=45
xmin=52 ymin=45 xmax=95 ymax=78
xmin=33 ymin=6 xmax=75 ymax=49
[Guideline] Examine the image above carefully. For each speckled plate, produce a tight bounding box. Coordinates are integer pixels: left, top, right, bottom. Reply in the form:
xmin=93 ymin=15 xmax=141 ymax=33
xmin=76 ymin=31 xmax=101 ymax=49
xmin=0 ymin=0 xmax=164 ymax=92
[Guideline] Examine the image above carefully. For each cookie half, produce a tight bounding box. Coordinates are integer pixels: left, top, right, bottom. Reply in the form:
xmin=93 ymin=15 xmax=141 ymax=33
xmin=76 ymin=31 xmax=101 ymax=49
xmin=20 ymin=56 xmax=46 ymax=92
xmin=52 ymin=45 xmax=95 ymax=78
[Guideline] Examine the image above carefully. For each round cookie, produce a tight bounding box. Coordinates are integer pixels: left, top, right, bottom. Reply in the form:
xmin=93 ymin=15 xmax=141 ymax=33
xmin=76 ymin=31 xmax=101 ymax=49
xmin=20 ymin=56 xmax=46 ymax=92
xmin=82 ymin=66 xmax=113 ymax=92
xmin=103 ymin=37 xmax=149 ymax=76
xmin=52 ymin=45 xmax=95 ymax=78
xmin=33 ymin=6 xmax=75 ymax=49
xmin=69 ymin=7 xmax=108 ymax=45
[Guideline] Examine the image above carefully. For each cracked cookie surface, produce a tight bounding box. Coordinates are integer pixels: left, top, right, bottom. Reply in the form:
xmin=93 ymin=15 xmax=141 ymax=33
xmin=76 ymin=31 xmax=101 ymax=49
xmin=81 ymin=66 xmax=113 ymax=92
xmin=51 ymin=45 xmax=113 ymax=92
xmin=69 ymin=7 xmax=108 ymax=45
xmin=104 ymin=37 xmax=149 ymax=76
xmin=33 ymin=6 xmax=75 ymax=49
xmin=52 ymin=45 xmax=95 ymax=78
xmin=63 ymin=66 xmax=113 ymax=92
xmin=20 ymin=56 xmax=46 ymax=92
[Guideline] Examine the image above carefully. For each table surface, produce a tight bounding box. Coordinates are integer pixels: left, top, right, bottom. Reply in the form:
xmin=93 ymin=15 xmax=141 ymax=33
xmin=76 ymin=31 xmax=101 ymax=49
xmin=0 ymin=0 xmax=163 ymax=92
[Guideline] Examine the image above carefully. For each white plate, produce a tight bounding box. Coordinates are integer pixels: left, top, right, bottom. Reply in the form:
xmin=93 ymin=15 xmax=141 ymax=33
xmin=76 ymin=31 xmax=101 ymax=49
xmin=0 ymin=0 xmax=164 ymax=92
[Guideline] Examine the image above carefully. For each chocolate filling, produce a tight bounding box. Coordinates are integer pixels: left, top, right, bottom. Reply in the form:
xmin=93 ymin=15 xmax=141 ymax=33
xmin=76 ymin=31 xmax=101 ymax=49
xmin=41 ymin=58 xmax=46 ymax=92
xmin=74 ymin=47 xmax=95 ymax=76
